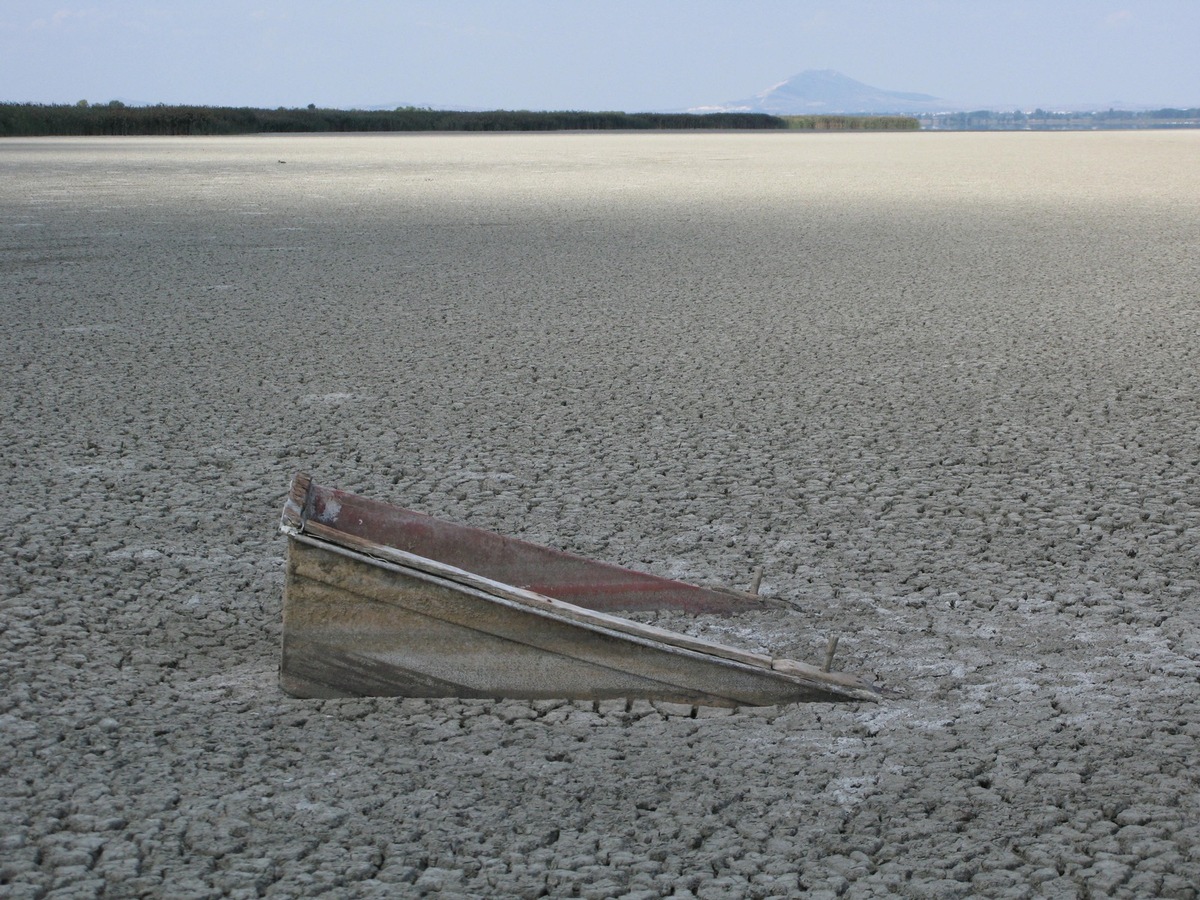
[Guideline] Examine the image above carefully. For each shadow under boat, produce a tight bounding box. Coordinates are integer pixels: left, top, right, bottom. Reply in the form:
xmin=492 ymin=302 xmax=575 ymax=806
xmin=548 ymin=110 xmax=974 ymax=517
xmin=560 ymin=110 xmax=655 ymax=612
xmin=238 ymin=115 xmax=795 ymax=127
xmin=279 ymin=473 xmax=880 ymax=706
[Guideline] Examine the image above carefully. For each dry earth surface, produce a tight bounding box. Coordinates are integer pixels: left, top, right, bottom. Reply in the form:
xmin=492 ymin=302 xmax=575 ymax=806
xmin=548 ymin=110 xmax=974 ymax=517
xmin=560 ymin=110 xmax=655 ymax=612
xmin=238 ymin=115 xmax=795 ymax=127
xmin=2 ymin=131 xmax=1199 ymax=898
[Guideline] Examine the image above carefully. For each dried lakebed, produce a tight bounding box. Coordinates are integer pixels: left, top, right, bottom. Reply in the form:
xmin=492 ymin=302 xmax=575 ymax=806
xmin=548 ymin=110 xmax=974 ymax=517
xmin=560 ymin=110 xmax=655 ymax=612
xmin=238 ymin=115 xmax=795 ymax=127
xmin=2 ymin=132 xmax=1199 ymax=898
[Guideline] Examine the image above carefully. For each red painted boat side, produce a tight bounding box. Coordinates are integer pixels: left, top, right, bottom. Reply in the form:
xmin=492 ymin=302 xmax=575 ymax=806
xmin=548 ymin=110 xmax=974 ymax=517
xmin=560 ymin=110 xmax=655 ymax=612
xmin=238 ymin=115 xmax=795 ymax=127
xmin=281 ymin=472 xmax=769 ymax=614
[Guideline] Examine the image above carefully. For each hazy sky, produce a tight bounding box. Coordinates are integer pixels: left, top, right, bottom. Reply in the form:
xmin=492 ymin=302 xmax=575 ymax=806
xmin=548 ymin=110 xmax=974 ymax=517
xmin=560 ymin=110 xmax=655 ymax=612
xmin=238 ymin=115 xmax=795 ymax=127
xmin=3 ymin=1 xmax=1198 ymax=111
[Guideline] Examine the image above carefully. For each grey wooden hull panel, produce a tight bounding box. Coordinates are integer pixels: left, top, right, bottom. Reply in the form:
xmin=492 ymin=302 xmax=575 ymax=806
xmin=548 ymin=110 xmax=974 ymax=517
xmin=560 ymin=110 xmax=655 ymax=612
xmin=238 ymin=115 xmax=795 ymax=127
xmin=281 ymin=538 xmax=872 ymax=706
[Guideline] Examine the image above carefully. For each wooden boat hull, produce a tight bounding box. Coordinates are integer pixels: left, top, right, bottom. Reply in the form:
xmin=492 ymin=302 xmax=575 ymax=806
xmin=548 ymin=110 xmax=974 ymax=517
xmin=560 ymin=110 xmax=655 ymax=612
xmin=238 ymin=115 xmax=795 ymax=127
xmin=279 ymin=474 xmax=879 ymax=706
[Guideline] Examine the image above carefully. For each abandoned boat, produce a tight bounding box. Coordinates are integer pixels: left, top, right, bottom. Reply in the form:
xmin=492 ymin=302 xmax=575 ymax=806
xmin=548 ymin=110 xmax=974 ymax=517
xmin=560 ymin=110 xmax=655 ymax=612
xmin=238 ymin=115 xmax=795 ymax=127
xmin=279 ymin=473 xmax=879 ymax=706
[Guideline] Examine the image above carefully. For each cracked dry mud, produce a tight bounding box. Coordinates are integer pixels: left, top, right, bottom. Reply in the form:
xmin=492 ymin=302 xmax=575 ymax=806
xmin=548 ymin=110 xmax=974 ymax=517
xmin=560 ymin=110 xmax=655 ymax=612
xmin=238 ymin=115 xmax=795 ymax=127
xmin=2 ymin=132 xmax=1199 ymax=898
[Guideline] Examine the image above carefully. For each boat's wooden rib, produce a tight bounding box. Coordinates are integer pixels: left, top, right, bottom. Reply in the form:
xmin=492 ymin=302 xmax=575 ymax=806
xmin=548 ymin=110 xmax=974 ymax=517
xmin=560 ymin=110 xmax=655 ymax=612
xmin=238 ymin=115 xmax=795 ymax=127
xmin=279 ymin=473 xmax=881 ymax=706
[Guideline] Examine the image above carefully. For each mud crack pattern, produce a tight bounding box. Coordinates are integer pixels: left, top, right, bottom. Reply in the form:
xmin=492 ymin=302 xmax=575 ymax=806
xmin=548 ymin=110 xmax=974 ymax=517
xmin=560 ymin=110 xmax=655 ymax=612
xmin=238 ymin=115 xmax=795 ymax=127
xmin=2 ymin=133 xmax=1199 ymax=898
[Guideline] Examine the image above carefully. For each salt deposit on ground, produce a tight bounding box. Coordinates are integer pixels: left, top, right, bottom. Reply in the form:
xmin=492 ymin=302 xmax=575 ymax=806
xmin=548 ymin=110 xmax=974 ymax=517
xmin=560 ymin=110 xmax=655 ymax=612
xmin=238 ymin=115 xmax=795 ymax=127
xmin=2 ymin=131 xmax=1198 ymax=897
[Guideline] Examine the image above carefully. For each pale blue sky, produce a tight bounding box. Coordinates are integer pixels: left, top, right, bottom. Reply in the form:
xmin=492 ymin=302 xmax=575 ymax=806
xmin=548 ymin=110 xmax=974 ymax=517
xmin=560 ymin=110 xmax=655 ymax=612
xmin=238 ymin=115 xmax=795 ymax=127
xmin=2 ymin=1 xmax=1197 ymax=110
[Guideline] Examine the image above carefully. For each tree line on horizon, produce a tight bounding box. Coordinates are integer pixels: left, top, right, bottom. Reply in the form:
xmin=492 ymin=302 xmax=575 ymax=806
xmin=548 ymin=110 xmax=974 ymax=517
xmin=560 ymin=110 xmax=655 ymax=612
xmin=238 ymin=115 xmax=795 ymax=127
xmin=781 ymin=115 xmax=919 ymax=131
xmin=0 ymin=101 xmax=919 ymax=136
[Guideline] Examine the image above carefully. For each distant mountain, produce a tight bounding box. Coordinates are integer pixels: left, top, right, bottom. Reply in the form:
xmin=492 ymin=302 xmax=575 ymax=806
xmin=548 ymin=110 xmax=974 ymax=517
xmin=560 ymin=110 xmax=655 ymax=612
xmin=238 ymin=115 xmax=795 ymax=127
xmin=366 ymin=101 xmax=493 ymax=113
xmin=691 ymin=70 xmax=949 ymax=115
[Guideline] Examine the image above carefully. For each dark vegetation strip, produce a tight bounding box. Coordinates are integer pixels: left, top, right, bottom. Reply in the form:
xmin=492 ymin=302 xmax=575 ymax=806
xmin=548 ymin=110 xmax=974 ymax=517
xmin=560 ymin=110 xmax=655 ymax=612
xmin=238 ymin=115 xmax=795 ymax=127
xmin=781 ymin=115 xmax=919 ymax=131
xmin=0 ymin=102 xmax=918 ymax=136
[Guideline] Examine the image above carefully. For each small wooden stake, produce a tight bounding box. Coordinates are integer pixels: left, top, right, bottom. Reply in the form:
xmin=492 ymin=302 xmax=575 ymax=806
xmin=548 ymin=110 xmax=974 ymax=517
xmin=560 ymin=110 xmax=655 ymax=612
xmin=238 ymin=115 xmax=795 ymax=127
xmin=749 ymin=565 xmax=764 ymax=596
xmin=823 ymin=635 xmax=840 ymax=673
